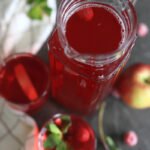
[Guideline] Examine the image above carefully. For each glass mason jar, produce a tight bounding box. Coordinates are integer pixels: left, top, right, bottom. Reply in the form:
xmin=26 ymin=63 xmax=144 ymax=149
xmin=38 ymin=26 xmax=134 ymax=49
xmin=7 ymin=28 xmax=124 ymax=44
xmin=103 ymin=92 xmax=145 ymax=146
xmin=130 ymin=0 xmax=138 ymax=5
xmin=48 ymin=0 xmax=137 ymax=115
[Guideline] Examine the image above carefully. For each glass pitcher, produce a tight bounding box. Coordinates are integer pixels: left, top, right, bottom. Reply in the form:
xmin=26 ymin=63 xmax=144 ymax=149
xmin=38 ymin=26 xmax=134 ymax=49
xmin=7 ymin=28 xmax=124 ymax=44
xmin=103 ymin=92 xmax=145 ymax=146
xmin=48 ymin=0 xmax=138 ymax=115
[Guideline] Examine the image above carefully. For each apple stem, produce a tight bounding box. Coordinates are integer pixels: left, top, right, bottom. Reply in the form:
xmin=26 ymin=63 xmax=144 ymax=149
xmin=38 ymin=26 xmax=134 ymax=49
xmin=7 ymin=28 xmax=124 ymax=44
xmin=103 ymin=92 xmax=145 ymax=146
xmin=145 ymin=77 xmax=150 ymax=84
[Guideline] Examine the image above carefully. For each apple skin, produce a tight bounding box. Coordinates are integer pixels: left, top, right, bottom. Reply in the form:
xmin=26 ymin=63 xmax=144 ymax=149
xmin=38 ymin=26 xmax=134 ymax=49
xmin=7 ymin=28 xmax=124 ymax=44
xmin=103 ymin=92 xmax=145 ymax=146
xmin=115 ymin=63 xmax=150 ymax=109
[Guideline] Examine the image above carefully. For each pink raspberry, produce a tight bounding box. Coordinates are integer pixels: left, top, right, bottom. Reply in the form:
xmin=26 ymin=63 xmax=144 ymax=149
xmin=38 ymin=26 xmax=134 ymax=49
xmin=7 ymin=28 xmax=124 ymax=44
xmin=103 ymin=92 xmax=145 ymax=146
xmin=138 ymin=23 xmax=149 ymax=37
xmin=54 ymin=118 xmax=62 ymax=126
xmin=124 ymin=131 xmax=138 ymax=147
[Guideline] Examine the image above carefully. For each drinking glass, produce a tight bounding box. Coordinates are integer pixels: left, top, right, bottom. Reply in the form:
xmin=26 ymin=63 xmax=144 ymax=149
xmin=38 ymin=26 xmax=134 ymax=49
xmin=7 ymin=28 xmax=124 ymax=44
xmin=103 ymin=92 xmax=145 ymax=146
xmin=38 ymin=114 xmax=97 ymax=150
xmin=0 ymin=52 xmax=50 ymax=113
xmin=48 ymin=0 xmax=137 ymax=115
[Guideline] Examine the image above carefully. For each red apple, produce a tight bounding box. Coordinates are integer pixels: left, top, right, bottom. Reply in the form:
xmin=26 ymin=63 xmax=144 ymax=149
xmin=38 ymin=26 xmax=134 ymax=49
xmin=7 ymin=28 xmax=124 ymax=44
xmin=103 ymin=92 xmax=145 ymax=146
xmin=115 ymin=63 xmax=150 ymax=109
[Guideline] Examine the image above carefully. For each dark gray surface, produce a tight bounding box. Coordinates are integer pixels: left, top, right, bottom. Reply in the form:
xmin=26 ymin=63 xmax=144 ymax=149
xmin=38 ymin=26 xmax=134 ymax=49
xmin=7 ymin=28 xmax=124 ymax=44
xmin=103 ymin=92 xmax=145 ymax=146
xmin=102 ymin=1 xmax=150 ymax=150
xmin=33 ymin=0 xmax=150 ymax=149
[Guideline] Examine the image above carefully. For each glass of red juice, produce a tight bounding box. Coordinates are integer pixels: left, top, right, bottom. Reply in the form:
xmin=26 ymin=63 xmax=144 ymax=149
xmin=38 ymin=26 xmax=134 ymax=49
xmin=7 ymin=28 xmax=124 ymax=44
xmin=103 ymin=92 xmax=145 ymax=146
xmin=0 ymin=53 xmax=50 ymax=113
xmin=48 ymin=0 xmax=138 ymax=115
xmin=38 ymin=114 xmax=96 ymax=150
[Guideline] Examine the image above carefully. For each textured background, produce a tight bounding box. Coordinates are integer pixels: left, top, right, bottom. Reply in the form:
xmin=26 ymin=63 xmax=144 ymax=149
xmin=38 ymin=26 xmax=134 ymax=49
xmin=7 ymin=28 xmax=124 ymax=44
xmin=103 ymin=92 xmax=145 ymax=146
xmin=102 ymin=1 xmax=150 ymax=150
xmin=33 ymin=0 xmax=150 ymax=149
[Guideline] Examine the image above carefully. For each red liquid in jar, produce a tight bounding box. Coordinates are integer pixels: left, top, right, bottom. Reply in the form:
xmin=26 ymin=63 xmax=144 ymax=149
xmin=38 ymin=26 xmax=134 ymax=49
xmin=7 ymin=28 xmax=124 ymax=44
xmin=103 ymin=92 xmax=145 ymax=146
xmin=0 ymin=53 xmax=49 ymax=112
xmin=66 ymin=6 xmax=123 ymax=55
xmin=48 ymin=5 xmax=126 ymax=114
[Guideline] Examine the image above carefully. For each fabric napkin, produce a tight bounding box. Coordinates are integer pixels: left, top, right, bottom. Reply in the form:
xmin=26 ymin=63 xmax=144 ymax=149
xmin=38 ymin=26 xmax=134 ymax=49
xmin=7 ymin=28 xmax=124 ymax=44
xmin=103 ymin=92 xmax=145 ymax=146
xmin=0 ymin=0 xmax=57 ymax=58
xmin=0 ymin=98 xmax=39 ymax=150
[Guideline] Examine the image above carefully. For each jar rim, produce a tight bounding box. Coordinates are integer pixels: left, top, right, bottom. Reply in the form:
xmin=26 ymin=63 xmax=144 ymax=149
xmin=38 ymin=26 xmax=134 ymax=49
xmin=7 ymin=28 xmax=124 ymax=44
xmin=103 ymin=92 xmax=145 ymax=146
xmin=57 ymin=1 xmax=138 ymax=66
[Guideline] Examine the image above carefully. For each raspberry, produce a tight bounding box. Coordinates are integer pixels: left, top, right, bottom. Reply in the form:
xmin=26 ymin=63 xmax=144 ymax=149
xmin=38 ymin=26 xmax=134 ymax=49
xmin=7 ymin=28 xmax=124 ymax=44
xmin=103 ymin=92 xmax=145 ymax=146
xmin=54 ymin=118 xmax=62 ymax=126
xmin=76 ymin=127 xmax=90 ymax=142
xmin=124 ymin=131 xmax=138 ymax=147
xmin=77 ymin=8 xmax=94 ymax=21
xmin=138 ymin=23 xmax=149 ymax=37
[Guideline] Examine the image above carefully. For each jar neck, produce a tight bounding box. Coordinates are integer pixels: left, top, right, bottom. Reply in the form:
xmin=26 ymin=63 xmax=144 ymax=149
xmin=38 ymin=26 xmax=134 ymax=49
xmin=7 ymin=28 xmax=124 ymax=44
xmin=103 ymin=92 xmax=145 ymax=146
xmin=57 ymin=0 xmax=137 ymax=66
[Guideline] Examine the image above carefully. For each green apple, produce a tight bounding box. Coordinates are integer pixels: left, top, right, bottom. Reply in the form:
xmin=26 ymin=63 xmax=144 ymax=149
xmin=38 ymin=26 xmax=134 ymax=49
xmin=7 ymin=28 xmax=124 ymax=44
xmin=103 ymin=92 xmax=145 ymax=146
xmin=115 ymin=63 xmax=150 ymax=109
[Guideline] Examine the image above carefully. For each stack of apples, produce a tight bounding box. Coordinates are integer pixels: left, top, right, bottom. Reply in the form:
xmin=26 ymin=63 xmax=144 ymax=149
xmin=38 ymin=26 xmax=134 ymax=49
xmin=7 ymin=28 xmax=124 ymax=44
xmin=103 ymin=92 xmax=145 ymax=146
xmin=115 ymin=63 xmax=150 ymax=109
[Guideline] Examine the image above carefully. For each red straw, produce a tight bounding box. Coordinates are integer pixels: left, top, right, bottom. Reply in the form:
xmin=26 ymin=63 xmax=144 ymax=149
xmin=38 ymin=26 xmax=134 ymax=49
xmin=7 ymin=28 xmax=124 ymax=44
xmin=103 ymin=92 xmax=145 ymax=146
xmin=14 ymin=64 xmax=38 ymax=101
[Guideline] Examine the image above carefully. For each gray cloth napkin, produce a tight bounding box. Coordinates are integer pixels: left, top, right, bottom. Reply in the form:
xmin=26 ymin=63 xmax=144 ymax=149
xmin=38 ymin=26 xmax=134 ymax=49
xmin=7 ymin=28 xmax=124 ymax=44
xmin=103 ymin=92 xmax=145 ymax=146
xmin=0 ymin=0 xmax=56 ymax=58
xmin=0 ymin=99 xmax=39 ymax=150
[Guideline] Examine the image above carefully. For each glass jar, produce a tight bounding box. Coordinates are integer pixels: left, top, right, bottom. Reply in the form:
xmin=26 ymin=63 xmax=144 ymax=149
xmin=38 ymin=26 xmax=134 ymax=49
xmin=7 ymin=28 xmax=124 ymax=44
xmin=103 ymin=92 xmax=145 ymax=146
xmin=48 ymin=0 xmax=137 ymax=115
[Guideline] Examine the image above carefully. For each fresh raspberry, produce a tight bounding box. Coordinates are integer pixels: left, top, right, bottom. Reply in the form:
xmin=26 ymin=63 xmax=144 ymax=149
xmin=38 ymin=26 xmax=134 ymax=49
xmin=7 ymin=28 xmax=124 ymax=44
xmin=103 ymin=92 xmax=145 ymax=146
xmin=138 ymin=23 xmax=149 ymax=37
xmin=54 ymin=118 xmax=62 ymax=126
xmin=77 ymin=7 xmax=94 ymax=21
xmin=76 ymin=127 xmax=90 ymax=142
xmin=124 ymin=131 xmax=138 ymax=147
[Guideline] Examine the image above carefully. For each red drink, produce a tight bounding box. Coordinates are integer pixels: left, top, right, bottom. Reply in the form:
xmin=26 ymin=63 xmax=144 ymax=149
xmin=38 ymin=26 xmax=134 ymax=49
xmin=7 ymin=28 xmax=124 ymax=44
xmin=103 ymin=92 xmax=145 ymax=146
xmin=0 ymin=53 xmax=50 ymax=112
xmin=66 ymin=7 xmax=123 ymax=55
xmin=48 ymin=2 xmax=137 ymax=114
xmin=38 ymin=114 xmax=96 ymax=150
